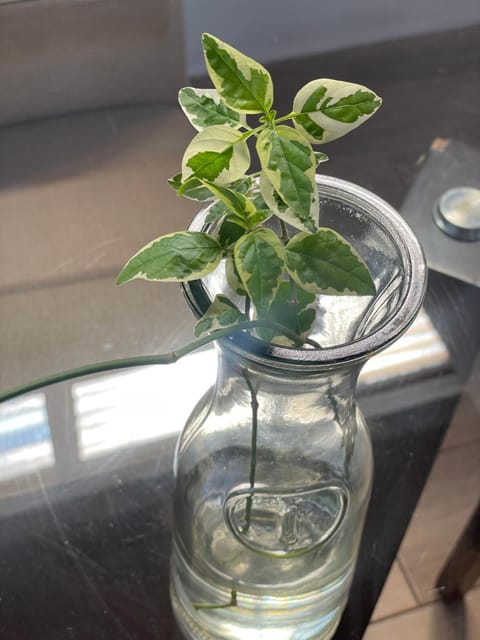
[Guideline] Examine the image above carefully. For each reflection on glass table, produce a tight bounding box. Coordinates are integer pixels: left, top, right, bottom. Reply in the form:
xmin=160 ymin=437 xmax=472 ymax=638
xmin=0 ymin=307 xmax=449 ymax=486
xmin=0 ymin=393 xmax=54 ymax=482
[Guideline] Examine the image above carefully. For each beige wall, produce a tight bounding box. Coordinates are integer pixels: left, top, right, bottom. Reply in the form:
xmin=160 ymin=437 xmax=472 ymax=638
xmin=0 ymin=0 xmax=186 ymax=125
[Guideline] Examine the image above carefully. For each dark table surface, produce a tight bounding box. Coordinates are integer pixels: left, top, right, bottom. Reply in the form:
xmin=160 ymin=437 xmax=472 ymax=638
xmin=1 ymin=25 xmax=480 ymax=640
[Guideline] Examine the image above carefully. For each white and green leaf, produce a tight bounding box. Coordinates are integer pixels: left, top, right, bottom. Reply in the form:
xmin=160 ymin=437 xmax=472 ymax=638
xmin=257 ymin=126 xmax=318 ymax=230
xmin=194 ymin=295 xmax=245 ymax=338
xmin=248 ymin=208 xmax=272 ymax=227
xmin=116 ymin=232 xmax=222 ymax=284
xmin=168 ymin=173 xmax=214 ymax=202
xmin=181 ymin=125 xmax=250 ymax=185
xmin=205 ymin=199 xmax=230 ymax=224
xmin=178 ymin=87 xmax=246 ymax=131
xmin=259 ymin=171 xmax=317 ymax=232
xmin=234 ymin=228 xmax=285 ymax=315
xmin=285 ymin=229 xmax=376 ymax=295
xmin=228 ymin=176 xmax=253 ymax=195
xmin=205 ymin=177 xmax=253 ymax=223
xmin=256 ymin=281 xmax=317 ymax=345
xmin=201 ymin=181 xmax=257 ymax=224
xmin=226 ymin=252 xmax=247 ymax=295
xmin=293 ymin=79 xmax=382 ymax=143
xmin=202 ymin=33 xmax=273 ymax=114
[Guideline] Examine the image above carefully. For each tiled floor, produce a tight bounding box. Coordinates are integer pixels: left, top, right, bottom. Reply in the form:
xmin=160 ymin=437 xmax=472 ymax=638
xmin=366 ymin=356 xmax=480 ymax=638
xmin=367 ymin=587 xmax=480 ymax=640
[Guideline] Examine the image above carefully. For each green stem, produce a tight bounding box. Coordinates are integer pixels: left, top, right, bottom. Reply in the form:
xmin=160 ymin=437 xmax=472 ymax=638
xmin=236 ymin=123 xmax=267 ymax=143
xmin=279 ymin=220 xmax=302 ymax=337
xmin=244 ymin=296 xmax=251 ymax=319
xmin=0 ymin=319 xmax=319 ymax=403
xmin=279 ymin=219 xmax=290 ymax=245
xmin=242 ymin=374 xmax=259 ymax=534
xmin=289 ymin=278 xmax=302 ymax=337
xmin=273 ymin=111 xmax=301 ymax=125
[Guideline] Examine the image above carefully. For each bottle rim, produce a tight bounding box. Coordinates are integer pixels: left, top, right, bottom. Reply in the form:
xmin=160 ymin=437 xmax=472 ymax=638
xmin=183 ymin=175 xmax=427 ymax=372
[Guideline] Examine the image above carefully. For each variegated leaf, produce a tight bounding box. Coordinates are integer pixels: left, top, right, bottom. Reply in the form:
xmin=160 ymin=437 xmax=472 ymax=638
xmin=168 ymin=173 xmax=214 ymax=202
xmin=259 ymin=171 xmax=318 ymax=232
xmin=248 ymin=208 xmax=272 ymax=227
xmin=205 ymin=176 xmax=253 ymax=223
xmin=256 ymin=126 xmax=318 ymax=230
xmin=293 ymin=79 xmax=382 ymax=143
xmin=285 ymin=229 xmax=376 ymax=295
xmin=181 ymin=125 xmax=250 ymax=185
xmin=226 ymin=252 xmax=247 ymax=295
xmin=116 ymin=232 xmax=222 ymax=284
xmin=256 ymin=281 xmax=317 ymax=345
xmin=194 ymin=295 xmax=245 ymax=338
xmin=205 ymin=199 xmax=230 ymax=224
xmin=201 ymin=181 xmax=257 ymax=224
xmin=234 ymin=227 xmax=285 ymax=315
xmin=178 ymin=87 xmax=246 ymax=131
xmin=202 ymin=33 xmax=273 ymax=113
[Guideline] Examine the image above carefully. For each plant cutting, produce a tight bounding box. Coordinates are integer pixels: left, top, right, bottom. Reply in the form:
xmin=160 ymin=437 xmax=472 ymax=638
xmin=117 ymin=34 xmax=426 ymax=640
xmin=117 ymin=34 xmax=381 ymax=344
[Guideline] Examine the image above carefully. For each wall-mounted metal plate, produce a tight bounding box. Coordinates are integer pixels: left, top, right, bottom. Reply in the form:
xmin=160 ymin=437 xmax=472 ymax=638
xmin=400 ymin=139 xmax=480 ymax=287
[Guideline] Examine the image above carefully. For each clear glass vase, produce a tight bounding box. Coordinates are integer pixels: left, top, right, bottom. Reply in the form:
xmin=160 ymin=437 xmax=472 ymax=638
xmin=170 ymin=175 xmax=427 ymax=640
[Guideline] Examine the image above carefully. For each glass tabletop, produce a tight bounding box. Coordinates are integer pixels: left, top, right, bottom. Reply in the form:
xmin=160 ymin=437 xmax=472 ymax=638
xmin=0 ymin=282 xmax=478 ymax=638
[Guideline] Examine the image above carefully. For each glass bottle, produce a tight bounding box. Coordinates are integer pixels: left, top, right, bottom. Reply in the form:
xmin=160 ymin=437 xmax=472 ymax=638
xmin=170 ymin=176 xmax=427 ymax=640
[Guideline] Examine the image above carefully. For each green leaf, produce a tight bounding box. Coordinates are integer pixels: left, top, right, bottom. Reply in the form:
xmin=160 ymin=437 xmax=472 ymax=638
xmin=256 ymin=126 xmax=318 ymax=230
xmin=259 ymin=171 xmax=317 ymax=232
xmin=205 ymin=199 xmax=230 ymax=223
xmin=168 ymin=173 xmax=215 ymax=202
xmin=182 ymin=125 xmax=250 ymax=185
xmin=293 ymin=79 xmax=382 ymax=143
xmin=202 ymin=33 xmax=273 ymax=113
xmin=194 ymin=295 xmax=245 ymax=338
xmin=248 ymin=208 xmax=272 ymax=227
xmin=234 ymin=228 xmax=285 ymax=315
xmin=201 ymin=181 xmax=257 ymax=224
xmin=322 ymin=90 xmax=381 ymax=123
xmin=226 ymin=253 xmax=247 ymax=295
xmin=186 ymin=149 xmax=234 ymax=182
xmin=116 ymin=232 xmax=222 ymax=284
xmin=178 ymin=87 xmax=246 ymax=131
xmin=250 ymin=189 xmax=268 ymax=211
xmin=295 ymin=113 xmax=326 ymax=142
xmin=229 ymin=176 xmax=253 ymax=194
xmin=256 ymin=281 xmax=316 ymax=345
xmin=285 ymin=229 xmax=376 ymax=295
xmin=218 ymin=216 xmax=247 ymax=247
xmin=204 ymin=177 xmax=253 ymax=223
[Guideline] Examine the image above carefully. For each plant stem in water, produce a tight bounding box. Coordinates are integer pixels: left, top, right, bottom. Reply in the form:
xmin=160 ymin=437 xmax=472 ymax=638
xmin=242 ymin=374 xmax=259 ymax=534
xmin=193 ymin=588 xmax=237 ymax=610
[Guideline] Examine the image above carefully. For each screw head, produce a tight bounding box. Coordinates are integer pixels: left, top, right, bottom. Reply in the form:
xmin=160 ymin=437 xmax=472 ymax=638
xmin=434 ymin=187 xmax=480 ymax=241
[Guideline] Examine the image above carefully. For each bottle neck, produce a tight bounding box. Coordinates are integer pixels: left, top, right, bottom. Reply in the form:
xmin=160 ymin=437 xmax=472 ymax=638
xmin=215 ymin=344 xmax=361 ymax=423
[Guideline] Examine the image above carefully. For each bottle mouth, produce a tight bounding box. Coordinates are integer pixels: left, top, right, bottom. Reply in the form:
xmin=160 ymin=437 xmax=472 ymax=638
xmin=183 ymin=175 xmax=427 ymax=371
